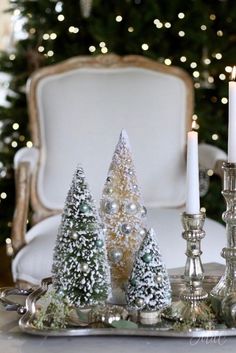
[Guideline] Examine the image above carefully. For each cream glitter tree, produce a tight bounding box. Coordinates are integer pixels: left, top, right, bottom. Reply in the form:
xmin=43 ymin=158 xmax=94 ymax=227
xmin=100 ymin=130 xmax=147 ymax=302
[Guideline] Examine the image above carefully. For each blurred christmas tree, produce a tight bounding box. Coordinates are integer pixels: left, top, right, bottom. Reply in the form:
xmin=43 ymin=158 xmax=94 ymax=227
xmin=0 ymin=0 xmax=233 ymax=243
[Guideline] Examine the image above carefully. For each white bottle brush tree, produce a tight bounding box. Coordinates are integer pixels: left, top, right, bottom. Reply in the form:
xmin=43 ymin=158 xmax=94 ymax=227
xmin=52 ymin=165 xmax=110 ymax=307
xmin=100 ymin=129 xmax=147 ymax=301
xmin=126 ymin=228 xmax=171 ymax=312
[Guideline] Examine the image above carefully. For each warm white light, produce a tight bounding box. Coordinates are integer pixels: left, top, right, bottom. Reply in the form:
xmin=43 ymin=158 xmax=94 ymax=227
xmin=200 ymin=207 xmax=206 ymax=213
xmin=219 ymin=73 xmax=226 ymax=80
xmin=210 ymin=14 xmax=216 ymax=20
xmin=141 ymin=43 xmax=149 ymax=51
xmin=192 ymin=114 xmax=198 ymax=120
xmin=180 ymin=56 xmax=187 ymax=62
xmin=50 ymin=33 xmax=57 ymax=39
xmin=208 ymin=76 xmax=214 ymax=83
xmin=193 ymin=71 xmax=200 ymax=78
xmin=12 ymin=123 xmax=19 ymax=130
xmin=89 ymin=46 xmax=96 ymax=53
xmin=101 ymin=47 xmax=108 ymax=54
xmin=178 ymin=31 xmax=185 ymax=37
xmin=38 ymin=46 xmax=44 ymax=52
xmin=0 ymin=192 xmax=7 ymax=199
xmin=215 ymin=53 xmax=222 ymax=60
xmin=212 ymin=134 xmax=219 ymax=140
xmin=47 ymin=50 xmax=54 ymax=57
xmin=178 ymin=12 xmax=185 ymax=19
xmin=57 ymin=14 xmax=65 ymax=21
xmin=128 ymin=27 xmax=134 ymax=32
xmin=99 ymin=42 xmax=106 ymax=48
xmin=225 ymin=66 xmax=233 ymax=73
xmin=164 ymin=22 xmax=171 ymax=28
xmin=26 ymin=141 xmax=33 ymax=148
xmin=207 ymin=169 xmax=214 ymax=176
xmin=116 ymin=15 xmax=122 ymax=22
xmin=204 ymin=58 xmax=211 ymax=65
xmin=11 ymin=141 xmax=18 ymax=148
xmin=217 ymin=30 xmax=223 ymax=36
xmin=221 ymin=97 xmax=228 ymax=104
xmin=14 ymin=9 xmax=21 ymax=16
xmin=231 ymin=66 xmax=236 ymax=80
xmin=194 ymin=82 xmax=201 ymax=88
xmin=9 ymin=54 xmax=15 ymax=61
xmin=29 ymin=28 xmax=36 ymax=34
xmin=201 ymin=25 xmax=207 ymax=30
xmin=190 ymin=62 xmax=197 ymax=68
xmin=43 ymin=33 xmax=50 ymax=40
xmin=164 ymin=58 xmax=172 ymax=66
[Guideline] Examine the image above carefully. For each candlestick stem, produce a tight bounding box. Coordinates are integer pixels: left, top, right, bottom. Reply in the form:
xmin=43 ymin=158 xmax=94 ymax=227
xmin=210 ymin=162 xmax=236 ymax=327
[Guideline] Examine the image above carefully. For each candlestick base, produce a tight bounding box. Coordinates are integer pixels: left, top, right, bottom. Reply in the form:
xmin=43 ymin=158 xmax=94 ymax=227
xmin=165 ymin=212 xmax=215 ymax=329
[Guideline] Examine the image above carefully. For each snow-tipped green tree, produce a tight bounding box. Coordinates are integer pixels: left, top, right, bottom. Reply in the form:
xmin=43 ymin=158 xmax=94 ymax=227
xmin=100 ymin=129 xmax=147 ymax=302
xmin=126 ymin=228 xmax=171 ymax=311
xmin=52 ymin=165 xmax=110 ymax=307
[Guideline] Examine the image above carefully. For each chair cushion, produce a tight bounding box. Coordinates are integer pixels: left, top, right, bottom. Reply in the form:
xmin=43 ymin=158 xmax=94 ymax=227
xmin=12 ymin=210 xmax=225 ymax=285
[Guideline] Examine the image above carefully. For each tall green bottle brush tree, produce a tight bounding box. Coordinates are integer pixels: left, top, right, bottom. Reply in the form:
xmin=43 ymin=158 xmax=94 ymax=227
xmin=0 ymin=0 xmax=234 ymax=242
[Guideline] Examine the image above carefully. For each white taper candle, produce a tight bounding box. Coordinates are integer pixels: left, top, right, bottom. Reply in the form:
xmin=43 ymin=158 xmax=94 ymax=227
xmin=228 ymin=66 xmax=236 ymax=163
xmin=186 ymin=131 xmax=200 ymax=214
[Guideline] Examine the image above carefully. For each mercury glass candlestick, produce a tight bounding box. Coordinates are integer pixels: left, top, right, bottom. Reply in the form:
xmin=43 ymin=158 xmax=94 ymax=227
xmin=168 ymin=212 xmax=213 ymax=327
xmin=210 ymin=162 xmax=236 ymax=327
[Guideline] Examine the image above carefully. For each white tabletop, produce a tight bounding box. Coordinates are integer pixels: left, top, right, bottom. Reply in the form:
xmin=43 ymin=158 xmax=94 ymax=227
xmin=0 ymin=310 xmax=235 ymax=353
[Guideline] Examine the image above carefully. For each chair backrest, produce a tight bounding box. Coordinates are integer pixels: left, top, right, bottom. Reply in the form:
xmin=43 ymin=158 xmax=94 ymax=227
xmin=27 ymin=54 xmax=193 ymax=222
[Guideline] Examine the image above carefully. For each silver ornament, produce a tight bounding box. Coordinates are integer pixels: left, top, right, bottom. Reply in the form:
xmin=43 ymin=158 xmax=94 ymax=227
xmin=105 ymin=186 xmax=113 ymax=195
xmin=80 ymin=203 xmax=89 ymax=213
xmin=139 ymin=228 xmax=146 ymax=237
xmin=104 ymin=200 xmax=119 ymax=214
xmin=71 ymin=232 xmax=78 ymax=240
xmin=135 ymin=298 xmax=144 ymax=308
xmin=155 ymin=274 xmax=163 ymax=283
xmin=128 ymin=168 xmax=134 ymax=176
xmin=132 ymin=184 xmax=138 ymax=192
xmin=109 ymin=249 xmax=123 ymax=263
xmin=120 ymin=223 xmax=132 ymax=235
xmin=142 ymin=252 xmax=152 ymax=263
xmin=141 ymin=206 xmax=147 ymax=217
xmin=125 ymin=202 xmax=138 ymax=214
xmin=81 ymin=262 xmax=89 ymax=272
xmin=96 ymin=239 xmax=104 ymax=248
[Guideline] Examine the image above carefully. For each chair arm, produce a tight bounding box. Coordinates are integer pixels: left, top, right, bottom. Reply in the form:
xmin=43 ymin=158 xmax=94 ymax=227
xmin=9 ymin=147 xmax=39 ymax=255
xmin=199 ymin=143 xmax=227 ymax=179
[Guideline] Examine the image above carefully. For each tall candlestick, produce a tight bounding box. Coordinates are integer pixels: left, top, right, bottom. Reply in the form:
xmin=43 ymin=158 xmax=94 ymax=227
xmin=228 ymin=66 xmax=236 ymax=163
xmin=186 ymin=131 xmax=200 ymax=214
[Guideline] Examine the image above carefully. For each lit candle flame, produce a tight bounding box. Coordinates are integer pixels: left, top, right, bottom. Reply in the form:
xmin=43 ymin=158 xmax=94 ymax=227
xmin=231 ymin=66 xmax=236 ymax=81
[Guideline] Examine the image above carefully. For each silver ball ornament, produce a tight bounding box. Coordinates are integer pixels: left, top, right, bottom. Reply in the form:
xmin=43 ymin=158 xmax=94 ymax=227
xmin=109 ymin=249 xmax=123 ymax=263
xmin=121 ymin=223 xmax=132 ymax=235
xmin=135 ymin=298 xmax=144 ymax=308
xmin=105 ymin=186 xmax=113 ymax=195
xmin=125 ymin=202 xmax=138 ymax=214
xmin=81 ymin=262 xmax=89 ymax=272
xmin=139 ymin=228 xmax=146 ymax=237
xmin=80 ymin=203 xmax=89 ymax=213
xmin=96 ymin=239 xmax=104 ymax=248
xmin=142 ymin=252 xmax=152 ymax=263
xmin=104 ymin=200 xmax=119 ymax=214
xmin=71 ymin=232 xmax=79 ymax=240
xmin=155 ymin=274 xmax=163 ymax=283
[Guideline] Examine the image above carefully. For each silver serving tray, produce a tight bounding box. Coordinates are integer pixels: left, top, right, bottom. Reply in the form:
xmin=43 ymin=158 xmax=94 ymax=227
xmin=2 ymin=265 xmax=236 ymax=338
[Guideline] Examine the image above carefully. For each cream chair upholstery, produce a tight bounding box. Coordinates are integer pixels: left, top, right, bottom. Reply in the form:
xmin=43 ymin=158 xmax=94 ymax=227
xmin=10 ymin=54 xmax=227 ymax=287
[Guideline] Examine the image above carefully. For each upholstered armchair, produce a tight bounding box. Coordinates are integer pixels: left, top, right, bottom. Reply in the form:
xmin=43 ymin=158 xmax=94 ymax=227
xmin=9 ymin=54 xmax=227 ymax=288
